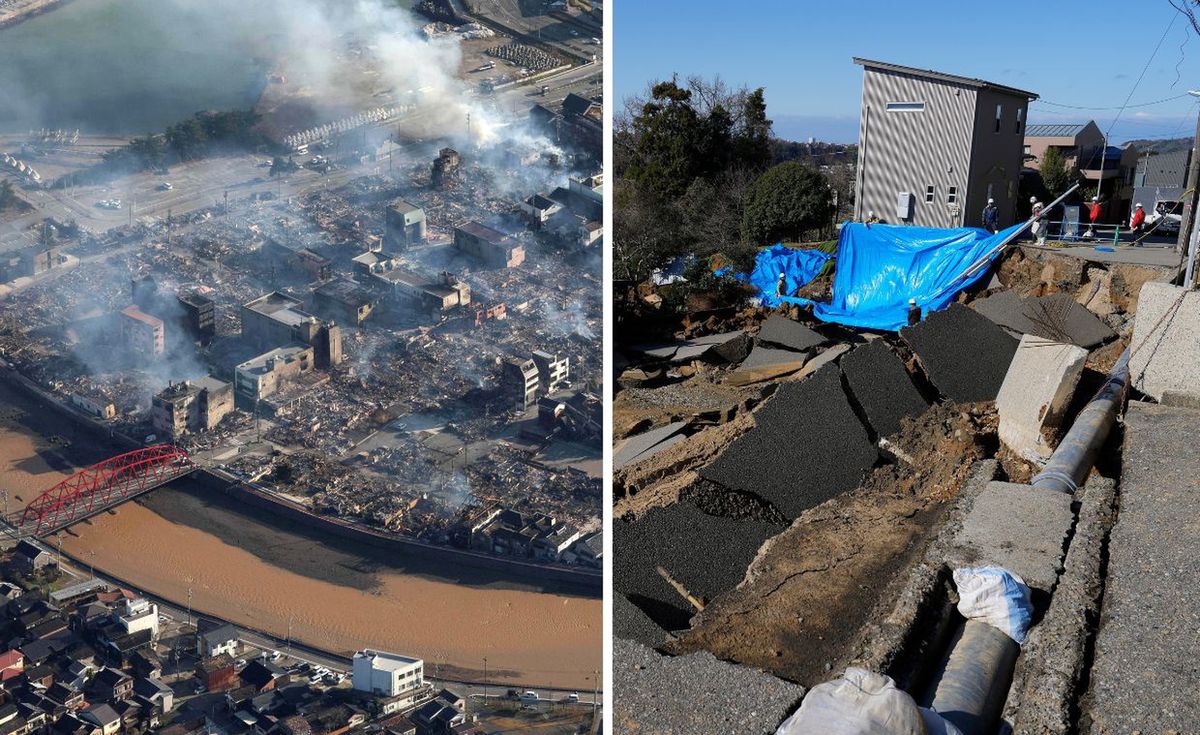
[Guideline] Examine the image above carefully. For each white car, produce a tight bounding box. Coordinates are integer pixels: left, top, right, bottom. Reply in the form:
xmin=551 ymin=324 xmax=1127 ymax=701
xmin=158 ymin=182 xmax=173 ymax=191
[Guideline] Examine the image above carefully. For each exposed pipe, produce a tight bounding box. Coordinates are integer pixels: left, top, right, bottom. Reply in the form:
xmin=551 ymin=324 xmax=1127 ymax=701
xmin=1031 ymin=347 xmax=1130 ymax=494
xmin=927 ymin=620 xmax=1021 ymax=735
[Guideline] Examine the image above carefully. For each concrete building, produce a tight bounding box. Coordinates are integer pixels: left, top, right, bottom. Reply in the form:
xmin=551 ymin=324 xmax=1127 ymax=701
xmin=119 ymin=306 xmax=164 ymax=359
xmin=151 ymin=377 xmax=234 ymax=439
xmin=384 ymin=199 xmax=427 ymax=250
xmin=234 ymin=345 xmax=314 ymax=406
xmin=312 ymin=279 xmax=375 ymax=327
xmin=531 ymin=351 xmax=569 ymax=394
xmin=241 ymin=292 xmax=342 ymax=367
xmin=351 ymin=650 xmax=423 ymax=698
xmin=453 ymin=222 xmax=525 ymax=268
xmin=502 ymin=358 xmax=539 ymax=410
xmin=70 ymin=392 xmax=115 ymax=420
xmin=115 ymin=598 xmax=158 ymax=639
xmin=177 ymin=291 xmax=216 ymax=345
xmin=519 ymin=194 xmax=563 ymax=227
xmin=853 ymin=58 xmax=1037 ymax=229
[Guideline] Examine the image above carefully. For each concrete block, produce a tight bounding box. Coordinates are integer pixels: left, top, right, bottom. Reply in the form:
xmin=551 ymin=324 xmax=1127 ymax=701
xmin=1128 ymin=281 xmax=1200 ymax=402
xmin=995 ymin=335 xmax=1087 ymax=463
xmin=951 ymin=481 xmax=1074 ymax=593
xmin=614 ymin=421 xmax=689 ymax=469
xmin=614 ymin=638 xmax=805 ymax=735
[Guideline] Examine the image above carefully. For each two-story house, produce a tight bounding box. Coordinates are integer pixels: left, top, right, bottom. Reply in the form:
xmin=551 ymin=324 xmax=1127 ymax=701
xmin=853 ymin=58 xmax=1037 ymax=229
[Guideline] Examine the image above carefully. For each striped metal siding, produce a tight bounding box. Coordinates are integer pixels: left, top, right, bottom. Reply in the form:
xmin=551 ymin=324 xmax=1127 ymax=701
xmin=855 ymin=69 xmax=976 ymax=228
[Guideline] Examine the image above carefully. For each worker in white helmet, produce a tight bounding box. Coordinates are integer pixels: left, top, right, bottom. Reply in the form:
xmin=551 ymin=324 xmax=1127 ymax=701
xmin=1031 ymin=200 xmax=1047 ymax=245
xmin=982 ymin=198 xmax=999 ymax=233
xmin=1129 ymin=202 xmax=1146 ymax=238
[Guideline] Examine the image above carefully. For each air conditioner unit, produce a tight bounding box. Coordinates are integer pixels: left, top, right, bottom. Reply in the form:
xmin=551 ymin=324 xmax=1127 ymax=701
xmin=896 ymin=192 xmax=915 ymax=221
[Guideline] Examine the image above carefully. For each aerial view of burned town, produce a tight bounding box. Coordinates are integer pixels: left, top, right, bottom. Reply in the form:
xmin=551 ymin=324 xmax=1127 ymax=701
xmin=0 ymin=0 xmax=602 ymax=732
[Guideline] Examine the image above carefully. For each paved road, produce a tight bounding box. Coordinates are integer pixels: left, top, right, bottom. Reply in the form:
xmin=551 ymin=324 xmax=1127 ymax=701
xmin=1083 ymin=401 xmax=1200 ymax=732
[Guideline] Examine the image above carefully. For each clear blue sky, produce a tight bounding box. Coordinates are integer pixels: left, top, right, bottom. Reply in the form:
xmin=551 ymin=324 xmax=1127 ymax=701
xmin=616 ymin=0 xmax=1200 ymax=145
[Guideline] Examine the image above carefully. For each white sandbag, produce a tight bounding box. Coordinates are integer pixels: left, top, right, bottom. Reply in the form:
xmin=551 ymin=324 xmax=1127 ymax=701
xmin=776 ymin=668 xmax=963 ymax=735
xmin=953 ymin=566 xmax=1033 ymax=644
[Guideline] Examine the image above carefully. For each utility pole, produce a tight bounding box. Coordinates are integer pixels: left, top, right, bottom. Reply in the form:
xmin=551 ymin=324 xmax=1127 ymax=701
xmin=1180 ymin=90 xmax=1200 ymax=255
xmin=482 ymin=656 xmax=487 ymax=703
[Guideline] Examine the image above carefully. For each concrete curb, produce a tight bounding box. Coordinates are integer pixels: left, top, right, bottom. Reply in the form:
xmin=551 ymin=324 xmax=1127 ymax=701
xmin=1002 ymin=475 xmax=1117 ymax=734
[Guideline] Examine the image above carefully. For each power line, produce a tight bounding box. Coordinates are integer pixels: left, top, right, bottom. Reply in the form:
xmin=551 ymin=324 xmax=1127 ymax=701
xmin=1032 ymin=93 xmax=1192 ymax=111
xmin=1105 ymin=12 xmax=1180 ymax=139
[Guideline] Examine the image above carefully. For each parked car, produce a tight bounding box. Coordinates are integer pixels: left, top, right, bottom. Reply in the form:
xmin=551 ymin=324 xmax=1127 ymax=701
xmin=1147 ymin=199 xmax=1183 ymax=235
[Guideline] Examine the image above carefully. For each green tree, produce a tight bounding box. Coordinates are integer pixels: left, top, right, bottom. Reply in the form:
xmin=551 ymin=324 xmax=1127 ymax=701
xmin=1039 ymin=146 xmax=1074 ymax=198
xmin=732 ymin=87 xmax=773 ymax=172
xmin=741 ymin=162 xmax=834 ymax=245
xmin=624 ymin=80 xmax=732 ymax=202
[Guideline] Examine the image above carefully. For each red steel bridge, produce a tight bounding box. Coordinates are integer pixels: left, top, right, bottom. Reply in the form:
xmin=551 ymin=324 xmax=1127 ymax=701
xmin=6 ymin=445 xmax=196 ymax=538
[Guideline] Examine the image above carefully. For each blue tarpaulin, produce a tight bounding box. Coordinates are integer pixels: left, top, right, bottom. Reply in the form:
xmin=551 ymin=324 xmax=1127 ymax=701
xmin=737 ymin=244 xmax=833 ymax=308
xmin=763 ymin=222 xmax=1022 ymax=331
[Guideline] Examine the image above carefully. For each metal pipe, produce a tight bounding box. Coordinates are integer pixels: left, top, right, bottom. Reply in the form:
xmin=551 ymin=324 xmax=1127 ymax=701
xmin=1031 ymin=348 xmax=1130 ymax=494
xmin=928 ymin=620 xmax=1021 ymax=735
xmin=954 ymin=183 xmax=1082 ymax=285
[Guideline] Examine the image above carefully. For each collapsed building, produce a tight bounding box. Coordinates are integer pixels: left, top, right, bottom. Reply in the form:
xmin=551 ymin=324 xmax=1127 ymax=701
xmin=530 ymin=92 xmax=602 ymax=158
xmin=0 ymin=244 xmax=67 ymax=282
xmin=430 ymin=148 xmax=460 ymax=190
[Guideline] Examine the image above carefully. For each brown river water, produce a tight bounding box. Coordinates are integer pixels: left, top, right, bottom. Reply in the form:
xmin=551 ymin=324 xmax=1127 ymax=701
xmin=0 ymin=381 xmax=600 ymax=689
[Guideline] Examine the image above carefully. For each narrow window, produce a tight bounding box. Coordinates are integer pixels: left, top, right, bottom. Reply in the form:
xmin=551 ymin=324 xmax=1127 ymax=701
xmin=995 ymin=104 xmax=1003 ymax=133
xmin=1016 ymin=108 xmax=1024 ymax=134
xmin=886 ymin=101 xmax=925 ymax=112
xmin=948 ymin=186 xmax=958 ymax=204
xmin=925 ymin=185 xmax=935 ymax=203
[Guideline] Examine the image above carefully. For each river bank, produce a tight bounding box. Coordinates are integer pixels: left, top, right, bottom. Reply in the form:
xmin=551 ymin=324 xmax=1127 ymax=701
xmin=0 ymin=0 xmax=71 ymax=30
xmin=0 ymin=378 xmax=601 ymax=690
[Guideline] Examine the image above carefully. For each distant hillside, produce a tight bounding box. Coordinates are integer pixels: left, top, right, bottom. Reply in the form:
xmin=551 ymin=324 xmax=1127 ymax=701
xmin=1124 ymin=137 xmax=1192 ymax=154
xmin=772 ymin=138 xmax=858 ymax=166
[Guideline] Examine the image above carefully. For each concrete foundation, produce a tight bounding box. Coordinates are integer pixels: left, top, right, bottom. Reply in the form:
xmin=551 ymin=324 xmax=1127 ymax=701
xmin=1128 ymin=281 xmax=1200 ymax=402
xmin=951 ymin=481 xmax=1074 ymax=594
xmin=995 ymin=336 xmax=1088 ymax=463
xmin=614 ymin=638 xmax=805 ymax=735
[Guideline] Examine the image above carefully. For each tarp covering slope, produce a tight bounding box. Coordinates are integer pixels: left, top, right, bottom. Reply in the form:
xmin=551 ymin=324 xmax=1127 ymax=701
xmin=740 ymin=244 xmax=833 ymax=308
xmin=779 ymin=222 xmax=1023 ymax=331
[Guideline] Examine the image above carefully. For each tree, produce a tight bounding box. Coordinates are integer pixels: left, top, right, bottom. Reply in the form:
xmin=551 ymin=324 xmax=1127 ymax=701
xmin=741 ymin=162 xmax=834 ymax=245
xmin=624 ymin=79 xmax=732 ymax=202
xmin=1039 ymin=146 xmax=1074 ymax=198
xmin=732 ymin=88 xmax=773 ymax=172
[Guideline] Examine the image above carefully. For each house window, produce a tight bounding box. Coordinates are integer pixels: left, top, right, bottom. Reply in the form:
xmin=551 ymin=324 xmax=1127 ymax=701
xmin=886 ymin=101 xmax=925 ymax=112
xmin=925 ymin=185 xmax=935 ymax=203
xmin=995 ymin=104 xmax=1003 ymax=133
xmin=1024 ymin=144 xmax=1031 ymax=155
xmin=1016 ymin=108 xmax=1024 ymax=134
xmin=948 ymin=186 xmax=958 ymax=204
